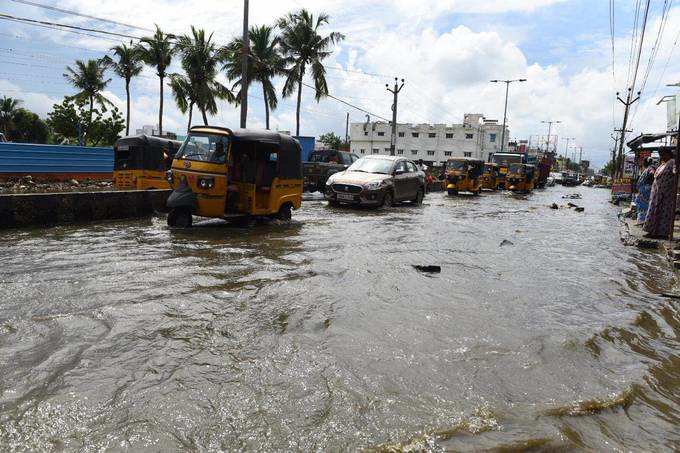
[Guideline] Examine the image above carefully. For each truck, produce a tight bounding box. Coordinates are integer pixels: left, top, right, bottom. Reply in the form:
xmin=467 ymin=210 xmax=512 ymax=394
xmin=303 ymin=149 xmax=359 ymax=192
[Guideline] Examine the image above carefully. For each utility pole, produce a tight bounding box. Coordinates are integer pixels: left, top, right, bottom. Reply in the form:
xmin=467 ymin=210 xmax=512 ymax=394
xmin=614 ymin=127 xmax=633 ymax=178
xmin=578 ymin=146 xmax=583 ymax=174
xmin=541 ymin=120 xmax=561 ymax=154
xmin=616 ymin=88 xmax=640 ymax=179
xmin=386 ymin=78 xmax=405 ymax=156
xmin=239 ymin=0 xmax=249 ymax=129
xmin=562 ymin=137 xmax=574 ymax=171
xmin=345 ymin=112 xmax=349 ymax=147
xmin=490 ymin=79 xmax=527 ymax=153
xmin=664 ymin=83 xmax=680 ymax=243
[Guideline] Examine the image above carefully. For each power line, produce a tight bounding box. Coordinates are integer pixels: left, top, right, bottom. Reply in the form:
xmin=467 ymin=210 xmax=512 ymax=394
xmin=0 ymin=12 xmax=141 ymax=40
xmin=7 ymin=0 xmax=155 ymax=32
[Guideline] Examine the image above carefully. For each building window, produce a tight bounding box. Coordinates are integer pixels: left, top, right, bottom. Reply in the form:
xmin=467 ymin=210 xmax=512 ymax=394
xmin=372 ymin=148 xmax=379 ymax=154
xmin=377 ymin=131 xmax=385 ymax=136
xmin=360 ymin=149 xmax=365 ymax=154
xmin=411 ymin=150 xmax=418 ymax=155
xmin=384 ymin=148 xmax=391 ymax=152
xmin=446 ymin=133 xmax=453 ymax=139
xmin=464 ymin=152 xmax=472 ymax=157
xmin=444 ymin=151 xmax=452 ymax=156
xmin=364 ymin=131 xmax=368 ymax=136
xmin=489 ymin=133 xmax=496 ymax=142
xmin=397 ymin=149 xmax=404 ymax=155
xmin=428 ymin=133 xmax=436 ymax=138
xmin=465 ymin=133 xmax=474 ymax=139
xmin=398 ymin=132 xmax=405 ymax=137
xmin=427 ymin=150 xmax=435 ymax=156
xmin=412 ymin=132 xmax=419 ymax=138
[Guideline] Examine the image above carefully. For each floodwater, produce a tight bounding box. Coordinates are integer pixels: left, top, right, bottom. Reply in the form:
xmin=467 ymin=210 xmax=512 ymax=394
xmin=0 ymin=186 xmax=679 ymax=452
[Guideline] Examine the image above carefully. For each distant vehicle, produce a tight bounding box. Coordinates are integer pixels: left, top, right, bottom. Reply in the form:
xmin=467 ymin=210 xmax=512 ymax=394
xmin=303 ymin=149 xmax=359 ymax=192
xmin=492 ymin=152 xmax=524 ymax=189
xmin=481 ymin=163 xmax=500 ymax=191
xmin=113 ymin=134 xmax=182 ymax=190
xmin=549 ymin=172 xmax=563 ymax=184
xmin=442 ymin=157 xmax=484 ymax=195
xmin=506 ymin=163 xmax=536 ymax=193
xmin=562 ymin=172 xmax=580 ymax=187
xmin=325 ymin=155 xmax=425 ymax=208
xmin=0 ymin=133 xmax=6 ymax=143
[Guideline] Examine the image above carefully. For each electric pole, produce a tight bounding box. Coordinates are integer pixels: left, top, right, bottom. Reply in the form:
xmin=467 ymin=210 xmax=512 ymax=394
xmin=562 ymin=137 xmax=574 ymax=170
xmin=345 ymin=112 xmax=349 ymax=147
xmin=614 ymin=127 xmax=633 ymax=178
xmin=541 ymin=120 xmax=561 ymax=153
xmin=239 ymin=0 xmax=249 ymax=129
xmin=490 ymin=78 xmax=527 ymax=153
xmin=615 ymin=88 xmax=640 ymax=179
xmin=386 ymin=78 xmax=405 ymax=156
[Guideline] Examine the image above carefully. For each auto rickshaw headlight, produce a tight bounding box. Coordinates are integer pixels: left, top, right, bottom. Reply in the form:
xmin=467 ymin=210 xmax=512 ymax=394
xmin=198 ymin=177 xmax=215 ymax=189
xmin=166 ymin=170 xmax=173 ymax=183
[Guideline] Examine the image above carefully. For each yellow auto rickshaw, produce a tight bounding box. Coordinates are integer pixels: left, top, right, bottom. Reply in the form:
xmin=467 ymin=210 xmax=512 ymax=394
xmin=481 ymin=163 xmax=500 ymax=191
xmin=166 ymin=126 xmax=303 ymax=228
xmin=506 ymin=163 xmax=536 ymax=193
xmin=113 ymin=135 xmax=182 ymax=190
xmin=442 ymin=157 xmax=484 ymax=195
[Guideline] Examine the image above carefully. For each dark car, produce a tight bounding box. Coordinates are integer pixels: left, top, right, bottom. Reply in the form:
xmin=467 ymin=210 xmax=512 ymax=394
xmin=303 ymin=149 xmax=359 ymax=192
xmin=325 ymin=155 xmax=426 ymax=208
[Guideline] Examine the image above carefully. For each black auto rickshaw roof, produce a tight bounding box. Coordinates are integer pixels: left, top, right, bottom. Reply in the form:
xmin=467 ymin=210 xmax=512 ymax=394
xmin=446 ymin=157 xmax=484 ymax=164
xmin=116 ymin=134 xmax=183 ymax=149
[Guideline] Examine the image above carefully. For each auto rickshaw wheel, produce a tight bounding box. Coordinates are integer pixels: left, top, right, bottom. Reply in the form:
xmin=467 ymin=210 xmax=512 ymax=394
xmin=277 ymin=203 xmax=293 ymax=221
xmin=167 ymin=207 xmax=192 ymax=228
xmin=447 ymin=189 xmax=458 ymax=196
xmin=413 ymin=187 xmax=424 ymax=205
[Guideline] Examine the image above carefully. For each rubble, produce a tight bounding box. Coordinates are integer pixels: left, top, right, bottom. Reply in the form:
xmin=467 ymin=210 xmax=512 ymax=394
xmin=0 ymin=176 xmax=114 ymax=194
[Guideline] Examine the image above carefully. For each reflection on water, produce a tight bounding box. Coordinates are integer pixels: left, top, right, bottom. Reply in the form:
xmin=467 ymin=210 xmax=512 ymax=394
xmin=0 ymin=186 xmax=678 ymax=451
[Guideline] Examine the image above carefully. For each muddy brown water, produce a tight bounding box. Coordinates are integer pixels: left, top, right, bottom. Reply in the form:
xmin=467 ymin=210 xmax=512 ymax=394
xmin=0 ymin=186 xmax=678 ymax=451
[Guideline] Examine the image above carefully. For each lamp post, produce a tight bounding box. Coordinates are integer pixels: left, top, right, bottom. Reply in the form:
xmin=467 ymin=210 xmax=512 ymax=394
xmin=490 ymin=79 xmax=527 ymax=153
xmin=541 ymin=120 xmax=561 ymax=154
xmin=562 ymin=137 xmax=574 ymax=171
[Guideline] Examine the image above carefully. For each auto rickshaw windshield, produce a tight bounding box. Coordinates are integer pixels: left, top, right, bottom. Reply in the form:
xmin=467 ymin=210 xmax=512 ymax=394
xmin=509 ymin=163 xmax=524 ymax=174
xmin=176 ymin=133 xmax=230 ymax=163
xmin=447 ymin=160 xmax=467 ymax=170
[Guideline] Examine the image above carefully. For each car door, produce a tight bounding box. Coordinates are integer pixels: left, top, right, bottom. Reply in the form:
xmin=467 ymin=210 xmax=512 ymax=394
xmin=392 ymin=160 xmax=410 ymax=201
xmin=406 ymin=161 xmax=421 ymax=197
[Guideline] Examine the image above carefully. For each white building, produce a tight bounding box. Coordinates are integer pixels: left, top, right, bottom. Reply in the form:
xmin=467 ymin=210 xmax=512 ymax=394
xmin=349 ymin=113 xmax=508 ymax=164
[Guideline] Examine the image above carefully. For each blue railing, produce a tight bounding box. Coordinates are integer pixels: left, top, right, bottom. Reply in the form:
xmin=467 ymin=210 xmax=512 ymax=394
xmin=0 ymin=142 xmax=113 ymax=173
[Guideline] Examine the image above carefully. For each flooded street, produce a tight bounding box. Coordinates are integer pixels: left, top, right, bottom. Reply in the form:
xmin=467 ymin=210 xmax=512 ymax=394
xmin=1 ymin=186 xmax=679 ymax=451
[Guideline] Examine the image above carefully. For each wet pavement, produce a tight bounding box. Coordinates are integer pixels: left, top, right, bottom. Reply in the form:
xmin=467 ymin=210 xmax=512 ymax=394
xmin=0 ymin=186 xmax=679 ymax=451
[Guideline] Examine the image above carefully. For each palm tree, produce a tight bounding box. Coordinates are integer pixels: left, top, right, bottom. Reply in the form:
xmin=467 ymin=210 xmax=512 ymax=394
xmin=174 ymin=26 xmax=233 ymax=125
xmin=224 ymin=25 xmax=284 ymax=130
xmin=102 ymin=41 xmax=143 ymax=136
xmin=137 ymin=25 xmax=174 ymax=135
xmin=63 ymin=59 xmax=112 ymax=124
xmin=277 ymin=9 xmax=344 ymax=135
xmin=0 ymin=96 xmax=21 ymax=137
xmin=169 ymin=73 xmax=196 ymax=132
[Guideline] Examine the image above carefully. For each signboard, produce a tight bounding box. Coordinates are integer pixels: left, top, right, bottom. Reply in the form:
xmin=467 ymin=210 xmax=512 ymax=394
xmin=667 ymin=93 xmax=680 ymax=132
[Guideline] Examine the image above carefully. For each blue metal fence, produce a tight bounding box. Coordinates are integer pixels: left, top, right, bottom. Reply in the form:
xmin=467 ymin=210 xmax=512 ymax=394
xmin=0 ymin=142 xmax=113 ymax=174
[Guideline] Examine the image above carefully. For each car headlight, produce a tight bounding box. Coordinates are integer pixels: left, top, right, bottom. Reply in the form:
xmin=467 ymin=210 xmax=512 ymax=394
xmin=364 ymin=181 xmax=384 ymax=190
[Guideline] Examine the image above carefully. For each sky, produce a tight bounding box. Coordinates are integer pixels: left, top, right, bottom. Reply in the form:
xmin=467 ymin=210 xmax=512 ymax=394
xmin=1 ymin=0 xmax=680 ymax=168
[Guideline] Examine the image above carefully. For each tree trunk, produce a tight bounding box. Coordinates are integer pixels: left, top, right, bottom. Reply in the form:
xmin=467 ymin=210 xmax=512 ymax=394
xmin=263 ymin=84 xmax=270 ymax=130
xmin=187 ymin=102 xmax=194 ymax=132
xmin=201 ymin=108 xmax=208 ymax=126
xmin=125 ymin=79 xmax=131 ymax=136
xmin=159 ymin=75 xmax=164 ymax=136
xmin=295 ymin=71 xmax=303 ymax=136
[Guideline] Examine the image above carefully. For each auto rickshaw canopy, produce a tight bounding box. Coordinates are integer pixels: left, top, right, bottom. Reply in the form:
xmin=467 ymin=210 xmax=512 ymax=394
xmin=114 ymin=134 xmax=183 ymax=170
xmin=446 ymin=157 xmax=484 ymax=177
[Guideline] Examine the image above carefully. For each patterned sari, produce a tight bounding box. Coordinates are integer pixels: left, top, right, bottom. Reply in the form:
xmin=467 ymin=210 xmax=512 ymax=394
xmin=636 ymin=166 xmax=655 ymax=222
xmin=643 ymin=159 xmax=676 ymax=238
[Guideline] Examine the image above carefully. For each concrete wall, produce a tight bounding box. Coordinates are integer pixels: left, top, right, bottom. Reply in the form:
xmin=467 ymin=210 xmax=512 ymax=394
xmin=0 ymin=142 xmax=113 ymax=181
xmin=0 ymin=189 xmax=170 ymax=229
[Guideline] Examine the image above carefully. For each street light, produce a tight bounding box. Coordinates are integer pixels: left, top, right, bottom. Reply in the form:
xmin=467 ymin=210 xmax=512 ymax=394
xmin=562 ymin=137 xmax=574 ymax=171
xmin=541 ymin=120 xmax=561 ymax=153
xmin=490 ymin=78 xmax=527 ymax=153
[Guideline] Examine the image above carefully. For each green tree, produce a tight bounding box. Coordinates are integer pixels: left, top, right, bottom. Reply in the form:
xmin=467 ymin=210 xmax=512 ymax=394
xmin=169 ymin=73 xmax=196 ymax=132
xmin=102 ymin=41 xmax=143 ymax=136
xmin=137 ymin=25 xmax=174 ymax=135
xmin=174 ymin=26 xmax=233 ymax=126
xmin=47 ymin=97 xmax=124 ymax=146
xmin=0 ymin=96 xmax=22 ymax=137
xmin=225 ymin=25 xmax=284 ymax=130
xmin=277 ymin=9 xmax=344 ymax=135
xmin=8 ymin=108 xmax=49 ymax=143
xmin=63 ymin=59 xmax=112 ymax=125
xmin=319 ymin=131 xmax=342 ymax=149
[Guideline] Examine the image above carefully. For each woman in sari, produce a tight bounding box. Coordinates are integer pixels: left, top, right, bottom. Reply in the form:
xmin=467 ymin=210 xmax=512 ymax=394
xmin=643 ymin=148 xmax=676 ymax=238
xmin=636 ymin=157 xmax=655 ymax=224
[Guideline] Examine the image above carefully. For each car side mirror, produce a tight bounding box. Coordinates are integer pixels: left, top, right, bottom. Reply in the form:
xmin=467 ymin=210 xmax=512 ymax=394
xmin=394 ymin=169 xmax=406 ymax=175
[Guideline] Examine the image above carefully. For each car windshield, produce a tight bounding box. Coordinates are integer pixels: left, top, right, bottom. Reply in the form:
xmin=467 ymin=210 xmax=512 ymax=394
xmin=447 ymin=160 xmax=468 ymax=170
xmin=176 ymin=132 xmax=230 ymax=163
xmin=348 ymin=157 xmax=393 ymax=174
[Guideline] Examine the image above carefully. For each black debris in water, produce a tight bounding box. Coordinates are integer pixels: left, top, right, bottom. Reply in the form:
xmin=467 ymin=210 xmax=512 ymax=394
xmin=550 ymin=203 xmax=559 ymax=209
xmin=413 ymin=265 xmax=442 ymax=273
xmin=575 ymin=207 xmax=585 ymax=212
xmin=500 ymin=239 xmax=514 ymax=247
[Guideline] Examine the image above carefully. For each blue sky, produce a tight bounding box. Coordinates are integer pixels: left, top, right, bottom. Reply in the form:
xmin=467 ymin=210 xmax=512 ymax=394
xmin=1 ymin=0 xmax=678 ymax=167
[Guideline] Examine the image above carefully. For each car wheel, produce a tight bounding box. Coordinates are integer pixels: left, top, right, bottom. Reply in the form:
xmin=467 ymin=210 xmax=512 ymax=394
xmin=413 ymin=187 xmax=424 ymax=205
xmin=328 ymin=199 xmax=340 ymax=207
xmin=167 ymin=207 xmax=192 ymax=228
xmin=447 ymin=189 xmax=458 ymax=196
xmin=382 ymin=190 xmax=394 ymax=208
xmin=277 ymin=203 xmax=292 ymax=221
